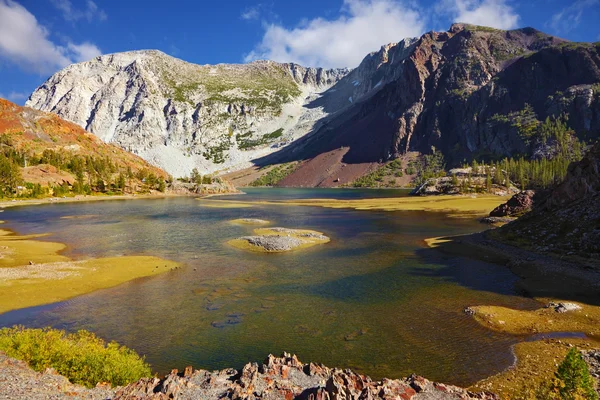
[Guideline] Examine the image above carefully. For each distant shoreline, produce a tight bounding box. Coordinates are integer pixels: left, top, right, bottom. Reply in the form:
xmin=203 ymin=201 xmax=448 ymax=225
xmin=0 ymin=192 xmax=180 ymax=209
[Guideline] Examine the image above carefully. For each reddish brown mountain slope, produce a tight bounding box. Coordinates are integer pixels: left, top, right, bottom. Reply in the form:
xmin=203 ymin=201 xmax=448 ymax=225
xmin=0 ymin=98 xmax=167 ymax=179
xmin=254 ymin=24 xmax=600 ymax=187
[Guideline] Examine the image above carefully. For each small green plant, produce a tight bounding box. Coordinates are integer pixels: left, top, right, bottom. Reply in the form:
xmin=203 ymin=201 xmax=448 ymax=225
xmin=552 ymin=348 xmax=598 ymax=400
xmin=0 ymin=326 xmax=152 ymax=388
xmin=592 ymin=83 xmax=600 ymax=97
xmin=236 ymin=129 xmax=284 ymax=150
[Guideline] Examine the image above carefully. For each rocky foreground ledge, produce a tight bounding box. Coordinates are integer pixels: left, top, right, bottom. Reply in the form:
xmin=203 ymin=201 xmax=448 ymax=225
xmin=0 ymin=352 xmax=498 ymax=399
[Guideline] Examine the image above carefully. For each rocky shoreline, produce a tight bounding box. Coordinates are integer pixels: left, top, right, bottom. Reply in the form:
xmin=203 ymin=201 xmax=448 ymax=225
xmin=0 ymin=352 xmax=499 ymax=399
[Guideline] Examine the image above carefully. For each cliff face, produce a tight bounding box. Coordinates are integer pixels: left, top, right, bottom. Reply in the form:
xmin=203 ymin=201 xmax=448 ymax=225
xmin=26 ymin=51 xmax=348 ymax=177
xmin=496 ymin=143 xmax=600 ymax=265
xmin=260 ymin=25 xmax=600 ymax=186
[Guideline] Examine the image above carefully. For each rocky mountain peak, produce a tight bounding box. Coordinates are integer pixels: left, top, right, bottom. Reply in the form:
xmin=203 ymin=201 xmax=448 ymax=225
xmin=26 ymin=51 xmax=350 ymax=177
xmin=26 ymin=24 xmax=600 ymax=185
xmin=252 ymin=24 xmax=600 ymax=187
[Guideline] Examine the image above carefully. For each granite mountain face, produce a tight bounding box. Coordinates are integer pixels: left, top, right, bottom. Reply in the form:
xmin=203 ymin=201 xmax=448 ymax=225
xmin=27 ymin=24 xmax=600 ymax=182
xmin=26 ymin=50 xmax=349 ymax=177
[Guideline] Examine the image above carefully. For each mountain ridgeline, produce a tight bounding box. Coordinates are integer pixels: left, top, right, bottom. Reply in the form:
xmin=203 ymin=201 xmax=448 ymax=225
xmin=27 ymin=24 xmax=600 ymax=185
xmin=26 ymin=52 xmax=348 ymax=177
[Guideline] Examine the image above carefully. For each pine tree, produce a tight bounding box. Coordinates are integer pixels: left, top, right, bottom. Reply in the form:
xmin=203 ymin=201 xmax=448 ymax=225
xmin=551 ymin=348 xmax=598 ymax=400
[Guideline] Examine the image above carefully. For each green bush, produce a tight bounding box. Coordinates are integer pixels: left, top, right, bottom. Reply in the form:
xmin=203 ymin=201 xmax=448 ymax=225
xmin=0 ymin=326 xmax=152 ymax=388
xmin=552 ymin=348 xmax=598 ymax=400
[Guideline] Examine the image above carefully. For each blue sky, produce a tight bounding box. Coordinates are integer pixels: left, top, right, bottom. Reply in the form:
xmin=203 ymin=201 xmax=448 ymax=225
xmin=1 ymin=0 xmax=599 ymax=105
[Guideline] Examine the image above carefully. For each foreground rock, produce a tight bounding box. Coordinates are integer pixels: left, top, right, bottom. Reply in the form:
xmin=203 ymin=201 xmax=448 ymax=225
xmin=0 ymin=353 xmax=113 ymax=400
xmin=228 ymin=228 xmax=330 ymax=253
xmin=114 ymin=353 xmax=498 ymax=399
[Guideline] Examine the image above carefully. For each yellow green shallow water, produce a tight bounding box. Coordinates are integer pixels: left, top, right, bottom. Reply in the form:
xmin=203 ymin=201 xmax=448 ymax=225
xmin=0 ymin=189 xmax=540 ymax=387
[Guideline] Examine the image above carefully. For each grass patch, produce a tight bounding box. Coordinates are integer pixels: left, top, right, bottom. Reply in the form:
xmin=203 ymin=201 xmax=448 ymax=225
xmin=463 ymin=24 xmax=502 ymax=33
xmin=236 ymin=128 xmax=284 ymax=150
xmin=351 ymin=159 xmax=404 ymax=188
xmin=468 ymin=301 xmax=600 ymax=336
xmin=229 ymin=218 xmax=270 ymax=225
xmin=196 ymin=200 xmax=253 ymax=208
xmin=201 ymin=139 xmax=232 ymax=164
xmin=259 ymin=194 xmax=509 ymax=216
xmin=471 ymin=339 xmax=599 ymax=399
xmin=250 ymin=162 xmax=297 ymax=187
xmin=0 ymin=326 xmax=151 ymax=388
xmin=0 ymin=229 xmax=180 ymax=314
xmin=162 ymin=63 xmax=302 ymax=112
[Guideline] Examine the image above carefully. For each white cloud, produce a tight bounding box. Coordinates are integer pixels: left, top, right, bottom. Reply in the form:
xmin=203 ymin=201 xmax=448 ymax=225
xmin=50 ymin=0 xmax=107 ymax=22
xmin=241 ymin=5 xmax=261 ymax=21
xmin=549 ymin=0 xmax=598 ymax=34
xmin=245 ymin=0 xmax=426 ymax=68
xmin=446 ymin=0 xmax=519 ymax=30
xmin=0 ymin=91 xmax=28 ymax=102
xmin=0 ymin=0 xmax=102 ymax=74
xmin=67 ymin=42 xmax=102 ymax=62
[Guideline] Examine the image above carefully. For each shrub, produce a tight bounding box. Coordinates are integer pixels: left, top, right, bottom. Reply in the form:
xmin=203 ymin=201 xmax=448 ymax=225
xmin=517 ymin=348 xmax=598 ymax=400
xmin=552 ymin=348 xmax=598 ymax=400
xmin=0 ymin=326 xmax=152 ymax=388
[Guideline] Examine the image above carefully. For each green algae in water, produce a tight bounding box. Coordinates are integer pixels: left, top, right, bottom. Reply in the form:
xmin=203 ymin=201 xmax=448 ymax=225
xmin=0 ymin=190 xmax=539 ymax=386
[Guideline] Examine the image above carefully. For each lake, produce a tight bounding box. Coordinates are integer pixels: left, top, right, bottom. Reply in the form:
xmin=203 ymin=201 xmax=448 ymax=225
xmin=0 ymin=188 xmax=539 ymax=386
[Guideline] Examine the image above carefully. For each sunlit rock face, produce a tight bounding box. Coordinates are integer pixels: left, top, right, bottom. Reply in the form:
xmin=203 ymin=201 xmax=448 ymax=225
xmin=27 ymin=50 xmax=348 ymax=177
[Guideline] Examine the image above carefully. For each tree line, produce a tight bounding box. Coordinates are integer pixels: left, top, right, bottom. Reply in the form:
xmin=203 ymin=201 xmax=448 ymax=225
xmin=0 ymin=135 xmax=166 ymax=198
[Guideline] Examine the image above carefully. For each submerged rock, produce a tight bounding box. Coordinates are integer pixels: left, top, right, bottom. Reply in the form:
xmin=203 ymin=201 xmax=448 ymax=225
xmin=241 ymin=235 xmax=304 ymax=252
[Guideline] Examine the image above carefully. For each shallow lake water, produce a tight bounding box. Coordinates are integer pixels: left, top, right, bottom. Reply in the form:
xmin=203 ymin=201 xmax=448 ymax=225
xmin=0 ymin=188 xmax=540 ymax=386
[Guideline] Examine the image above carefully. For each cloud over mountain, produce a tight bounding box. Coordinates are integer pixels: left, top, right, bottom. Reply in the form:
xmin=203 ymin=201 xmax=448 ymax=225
xmin=0 ymin=0 xmax=101 ymax=74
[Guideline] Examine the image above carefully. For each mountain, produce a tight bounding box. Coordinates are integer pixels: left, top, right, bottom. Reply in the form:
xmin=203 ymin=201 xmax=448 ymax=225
xmin=0 ymin=98 xmax=168 ymax=195
xmin=493 ymin=142 xmax=600 ymax=266
xmin=27 ymin=25 xmax=600 ymax=186
xmin=26 ymin=50 xmax=348 ymax=177
xmin=259 ymin=23 xmax=600 ymax=186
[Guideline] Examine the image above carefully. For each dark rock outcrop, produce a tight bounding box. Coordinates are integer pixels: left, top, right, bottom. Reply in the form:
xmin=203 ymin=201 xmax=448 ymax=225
xmin=259 ymin=25 xmax=600 ymax=187
xmin=489 ymin=190 xmax=535 ymax=217
xmin=494 ymin=143 xmax=600 ymax=265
